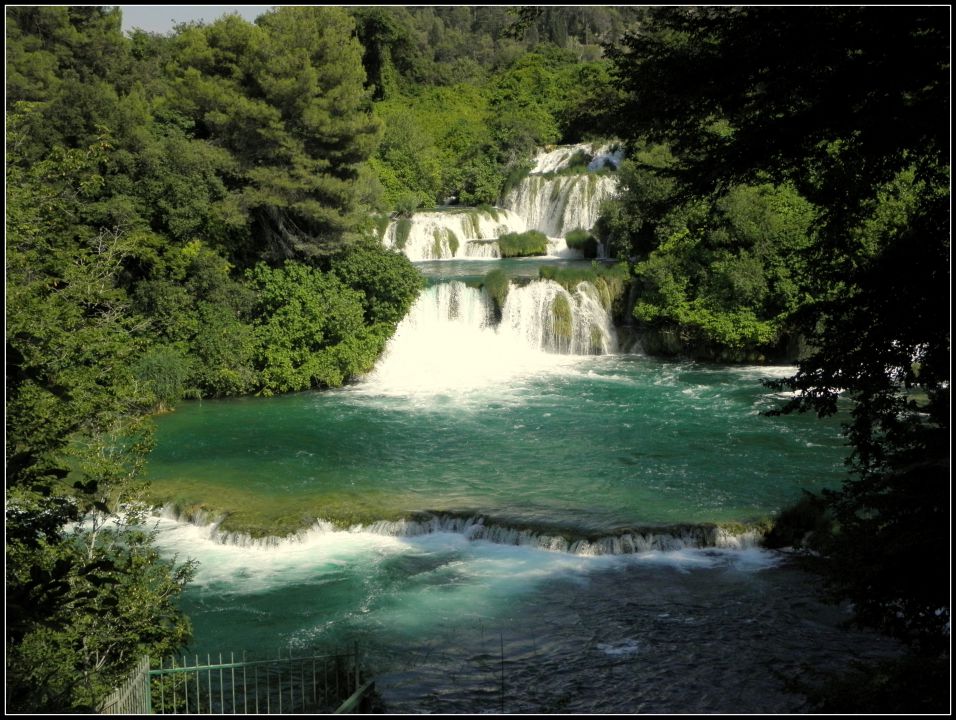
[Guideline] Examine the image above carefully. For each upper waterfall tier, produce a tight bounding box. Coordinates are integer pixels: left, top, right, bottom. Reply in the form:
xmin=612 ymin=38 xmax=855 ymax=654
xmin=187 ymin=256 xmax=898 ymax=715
xmin=530 ymin=142 xmax=624 ymax=174
xmin=501 ymin=173 xmax=618 ymax=238
xmin=382 ymin=208 xmax=527 ymax=261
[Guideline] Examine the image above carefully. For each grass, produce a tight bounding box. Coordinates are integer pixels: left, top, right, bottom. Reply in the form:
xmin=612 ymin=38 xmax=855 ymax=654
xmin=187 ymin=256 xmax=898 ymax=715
xmin=565 ymin=228 xmax=599 ymax=258
xmin=497 ymin=230 xmax=548 ymax=258
xmin=394 ymin=218 xmax=412 ymax=250
xmin=551 ymin=294 xmax=573 ymax=342
xmin=482 ymin=268 xmax=510 ymax=316
xmin=539 ymin=261 xmax=630 ymax=310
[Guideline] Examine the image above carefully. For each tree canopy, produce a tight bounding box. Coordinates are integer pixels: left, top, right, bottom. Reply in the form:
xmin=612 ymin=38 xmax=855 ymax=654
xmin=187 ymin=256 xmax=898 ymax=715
xmin=607 ymin=4 xmax=950 ymax=658
xmin=5 ymin=6 xmax=422 ymax=709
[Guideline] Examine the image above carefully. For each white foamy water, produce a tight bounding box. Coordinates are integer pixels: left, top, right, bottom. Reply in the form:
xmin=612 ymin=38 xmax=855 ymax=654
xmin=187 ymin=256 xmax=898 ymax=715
xmin=383 ymin=208 xmax=526 ymax=261
xmin=151 ymin=511 xmax=778 ymax=596
xmin=502 ymin=174 xmax=618 ymax=238
xmin=530 ymin=142 xmax=623 ymax=175
xmin=357 ymin=280 xmax=614 ymax=398
xmin=500 ymin=279 xmax=617 ymax=356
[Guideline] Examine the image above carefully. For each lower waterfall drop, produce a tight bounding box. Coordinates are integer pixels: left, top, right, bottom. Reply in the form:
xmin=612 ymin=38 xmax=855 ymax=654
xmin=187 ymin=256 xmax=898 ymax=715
xmin=361 ymin=278 xmax=618 ymax=396
xmin=500 ymin=279 xmax=618 ymax=355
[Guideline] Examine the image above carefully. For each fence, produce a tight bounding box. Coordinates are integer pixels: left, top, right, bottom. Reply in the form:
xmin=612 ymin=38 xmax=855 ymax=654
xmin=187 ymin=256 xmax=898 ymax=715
xmin=98 ymin=646 xmax=374 ymax=714
xmin=99 ymin=656 xmax=151 ymax=714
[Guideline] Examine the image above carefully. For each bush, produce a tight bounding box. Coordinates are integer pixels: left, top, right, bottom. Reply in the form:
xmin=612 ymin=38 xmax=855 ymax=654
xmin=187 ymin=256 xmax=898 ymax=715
xmin=247 ymin=262 xmax=377 ymax=394
xmin=565 ymin=228 xmax=599 ymax=258
xmin=326 ymin=240 xmax=425 ymax=326
xmin=763 ymin=492 xmax=833 ymax=549
xmin=133 ymin=345 xmax=193 ymax=411
xmin=539 ymin=262 xmax=629 ymax=300
xmin=395 ymin=194 xmax=419 ymax=217
xmin=498 ymin=230 xmax=548 ymax=258
xmin=482 ymin=268 xmax=510 ymax=317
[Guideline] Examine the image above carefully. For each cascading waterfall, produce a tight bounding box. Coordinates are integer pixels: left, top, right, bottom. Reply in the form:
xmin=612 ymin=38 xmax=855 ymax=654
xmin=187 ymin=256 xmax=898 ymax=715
xmin=500 ymin=279 xmax=617 ymax=355
xmin=531 ymin=142 xmax=624 ymax=174
xmin=380 ymin=142 xmax=622 ymax=261
xmin=502 ymin=173 xmax=618 ymax=241
xmin=361 ymin=277 xmax=618 ymax=395
xmin=383 ymin=208 xmax=527 ymax=261
xmin=358 ymin=515 xmax=763 ymax=554
xmin=157 ymin=504 xmax=764 ymax=555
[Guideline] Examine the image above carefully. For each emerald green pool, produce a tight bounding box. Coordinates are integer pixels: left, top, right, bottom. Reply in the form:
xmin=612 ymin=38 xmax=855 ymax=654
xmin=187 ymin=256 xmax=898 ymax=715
xmin=147 ymin=277 xmax=896 ymax=713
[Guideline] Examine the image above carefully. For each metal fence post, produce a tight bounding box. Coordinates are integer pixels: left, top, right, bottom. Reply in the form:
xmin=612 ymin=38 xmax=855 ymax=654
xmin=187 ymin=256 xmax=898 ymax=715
xmin=144 ymin=656 xmax=153 ymax=714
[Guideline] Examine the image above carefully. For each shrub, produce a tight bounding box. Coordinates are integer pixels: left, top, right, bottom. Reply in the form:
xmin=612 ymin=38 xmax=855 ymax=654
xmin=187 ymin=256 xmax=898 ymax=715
xmin=498 ymin=230 xmax=548 ymax=258
xmin=565 ymin=228 xmax=599 ymax=258
xmin=394 ymin=218 xmax=412 ymax=250
xmin=482 ymin=268 xmax=510 ymax=316
xmin=133 ymin=345 xmax=194 ymax=411
xmin=395 ymin=193 xmax=420 ymax=218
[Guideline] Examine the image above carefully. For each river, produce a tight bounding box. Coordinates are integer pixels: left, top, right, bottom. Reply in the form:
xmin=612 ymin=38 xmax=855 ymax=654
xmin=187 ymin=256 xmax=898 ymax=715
xmin=146 ymin=145 xmax=900 ymax=712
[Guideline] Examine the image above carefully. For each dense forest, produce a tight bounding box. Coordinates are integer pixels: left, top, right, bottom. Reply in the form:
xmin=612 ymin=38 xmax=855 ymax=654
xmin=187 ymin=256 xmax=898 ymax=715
xmin=5 ymin=5 xmax=949 ymax=712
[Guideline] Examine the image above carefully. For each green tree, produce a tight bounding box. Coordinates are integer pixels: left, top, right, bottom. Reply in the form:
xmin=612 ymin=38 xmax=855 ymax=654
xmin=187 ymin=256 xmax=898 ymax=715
xmin=131 ymin=240 xmax=259 ymax=399
xmin=167 ymin=8 xmax=381 ymax=260
xmin=351 ymin=7 xmax=422 ymax=99
xmin=608 ymin=3 xmax=949 ymax=686
xmin=6 ymin=6 xmax=131 ymax=162
xmin=247 ymin=262 xmax=388 ymax=395
xmin=6 ymin=135 xmax=195 ymax=711
xmin=325 ymin=239 xmax=425 ymax=327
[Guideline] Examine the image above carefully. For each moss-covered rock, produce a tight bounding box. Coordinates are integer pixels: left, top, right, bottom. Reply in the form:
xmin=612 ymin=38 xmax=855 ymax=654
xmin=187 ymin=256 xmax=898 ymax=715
xmin=565 ymin=228 xmax=599 ymax=258
xmin=552 ymin=294 xmax=573 ymax=342
xmin=482 ymin=268 xmax=510 ymax=318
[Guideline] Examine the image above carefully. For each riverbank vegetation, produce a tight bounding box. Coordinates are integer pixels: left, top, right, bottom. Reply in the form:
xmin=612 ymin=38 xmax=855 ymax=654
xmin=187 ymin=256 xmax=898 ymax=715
xmin=605 ymin=6 xmax=949 ymax=709
xmin=5 ymin=6 xmax=423 ymax=710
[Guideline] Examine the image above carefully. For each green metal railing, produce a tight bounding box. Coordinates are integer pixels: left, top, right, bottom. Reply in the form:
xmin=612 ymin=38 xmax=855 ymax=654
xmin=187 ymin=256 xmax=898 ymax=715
xmin=98 ymin=646 xmax=374 ymax=714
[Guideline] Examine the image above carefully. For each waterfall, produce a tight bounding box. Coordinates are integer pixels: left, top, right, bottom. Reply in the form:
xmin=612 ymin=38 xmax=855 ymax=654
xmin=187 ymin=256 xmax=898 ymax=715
xmin=361 ymin=278 xmax=618 ymax=395
xmin=587 ymin=143 xmax=625 ymax=172
xmin=531 ymin=142 xmax=624 ymax=174
xmin=502 ymin=174 xmax=618 ymax=239
xmin=358 ymin=514 xmax=765 ymax=555
xmin=500 ymin=279 xmax=617 ymax=355
xmin=155 ymin=505 xmax=766 ymax=555
xmin=501 ymin=141 xmax=621 ymax=242
xmin=379 ymin=143 xmax=622 ymax=260
xmin=383 ymin=208 xmax=526 ymax=261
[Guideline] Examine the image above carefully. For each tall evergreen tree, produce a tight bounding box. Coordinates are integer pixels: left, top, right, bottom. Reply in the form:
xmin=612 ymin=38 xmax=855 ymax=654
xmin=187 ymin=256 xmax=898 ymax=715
xmin=167 ymin=7 xmax=381 ymax=261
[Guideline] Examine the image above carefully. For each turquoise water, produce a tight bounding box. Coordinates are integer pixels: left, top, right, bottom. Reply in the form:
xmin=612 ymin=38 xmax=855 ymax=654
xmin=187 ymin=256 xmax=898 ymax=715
xmin=148 ymin=356 xmax=846 ymax=532
xmin=146 ymin=268 xmax=896 ymax=712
